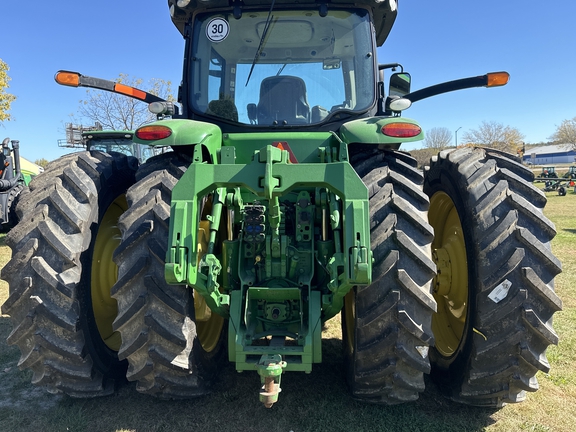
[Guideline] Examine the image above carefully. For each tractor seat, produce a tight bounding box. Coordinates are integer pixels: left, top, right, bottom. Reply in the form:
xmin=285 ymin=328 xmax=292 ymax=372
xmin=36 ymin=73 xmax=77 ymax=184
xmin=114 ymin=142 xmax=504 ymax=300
xmin=257 ymin=76 xmax=310 ymax=125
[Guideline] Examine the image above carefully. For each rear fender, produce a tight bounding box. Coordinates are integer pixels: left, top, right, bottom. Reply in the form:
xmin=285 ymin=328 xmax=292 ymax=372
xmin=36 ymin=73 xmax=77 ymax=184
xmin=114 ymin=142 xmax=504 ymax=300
xmin=134 ymin=119 xmax=222 ymax=162
xmin=340 ymin=117 xmax=423 ymax=150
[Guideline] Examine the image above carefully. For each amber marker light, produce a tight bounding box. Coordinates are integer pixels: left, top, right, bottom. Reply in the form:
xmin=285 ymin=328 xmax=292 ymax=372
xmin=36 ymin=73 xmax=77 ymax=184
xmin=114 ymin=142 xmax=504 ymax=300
xmin=54 ymin=71 xmax=80 ymax=87
xmin=115 ymin=83 xmax=147 ymax=101
xmin=486 ymin=72 xmax=510 ymax=87
xmin=136 ymin=125 xmax=172 ymax=140
xmin=381 ymin=122 xmax=422 ymax=138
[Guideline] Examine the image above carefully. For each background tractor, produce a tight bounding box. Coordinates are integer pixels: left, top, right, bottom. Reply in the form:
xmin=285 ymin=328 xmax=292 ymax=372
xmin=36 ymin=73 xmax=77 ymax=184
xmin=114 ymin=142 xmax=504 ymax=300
xmin=59 ymin=123 xmax=163 ymax=163
xmin=1 ymin=0 xmax=561 ymax=409
xmin=563 ymin=166 xmax=576 ymax=179
xmin=0 ymin=137 xmax=38 ymax=231
xmin=540 ymin=166 xmax=558 ymax=178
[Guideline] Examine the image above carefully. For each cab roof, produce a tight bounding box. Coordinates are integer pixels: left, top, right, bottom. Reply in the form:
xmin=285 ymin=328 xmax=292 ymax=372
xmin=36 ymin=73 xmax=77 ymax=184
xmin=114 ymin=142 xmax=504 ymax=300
xmin=167 ymin=0 xmax=397 ymax=47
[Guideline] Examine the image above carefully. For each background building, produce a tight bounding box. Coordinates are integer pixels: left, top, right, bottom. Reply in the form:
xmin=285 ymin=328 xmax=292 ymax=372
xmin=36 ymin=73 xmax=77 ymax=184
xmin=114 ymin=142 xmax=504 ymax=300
xmin=523 ymin=144 xmax=576 ymax=165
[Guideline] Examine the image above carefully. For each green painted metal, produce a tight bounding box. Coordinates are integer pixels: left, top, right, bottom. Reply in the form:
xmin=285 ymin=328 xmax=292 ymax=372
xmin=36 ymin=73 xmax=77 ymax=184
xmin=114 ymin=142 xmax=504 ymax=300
xmin=167 ymin=144 xmax=371 ymax=289
xmin=21 ymin=171 xmax=34 ymax=186
xmin=339 ymin=117 xmax=423 ymax=147
xmin=133 ymin=119 xmax=222 ymax=160
xmin=228 ymin=289 xmax=322 ymax=372
xmin=222 ymin=132 xmax=340 ymax=165
xmin=165 ymin=132 xmax=371 ymax=374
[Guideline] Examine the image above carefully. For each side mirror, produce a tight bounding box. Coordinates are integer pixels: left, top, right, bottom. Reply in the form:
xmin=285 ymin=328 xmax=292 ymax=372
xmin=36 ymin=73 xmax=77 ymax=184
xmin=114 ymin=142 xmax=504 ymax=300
xmin=389 ymin=72 xmax=411 ymax=97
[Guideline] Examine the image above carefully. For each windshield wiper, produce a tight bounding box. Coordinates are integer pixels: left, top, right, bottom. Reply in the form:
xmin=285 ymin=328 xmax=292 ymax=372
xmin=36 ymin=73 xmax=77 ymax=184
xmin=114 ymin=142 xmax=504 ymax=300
xmin=276 ymin=63 xmax=287 ymax=76
xmin=245 ymin=0 xmax=277 ymax=86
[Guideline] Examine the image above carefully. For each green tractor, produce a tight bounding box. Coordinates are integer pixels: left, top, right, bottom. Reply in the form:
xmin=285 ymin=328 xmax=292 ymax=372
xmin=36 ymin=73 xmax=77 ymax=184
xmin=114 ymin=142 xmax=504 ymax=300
xmin=1 ymin=0 xmax=561 ymax=408
xmin=0 ymin=137 xmax=36 ymax=231
xmin=563 ymin=166 xmax=576 ymax=179
xmin=83 ymin=130 xmax=163 ymax=164
xmin=59 ymin=125 xmax=163 ymax=164
xmin=540 ymin=166 xmax=558 ymax=178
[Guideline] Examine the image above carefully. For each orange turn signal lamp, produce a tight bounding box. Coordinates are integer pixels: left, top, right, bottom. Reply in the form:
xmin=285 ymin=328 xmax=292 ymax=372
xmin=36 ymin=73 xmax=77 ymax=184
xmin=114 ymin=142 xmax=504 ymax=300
xmin=486 ymin=72 xmax=510 ymax=87
xmin=115 ymin=83 xmax=147 ymax=100
xmin=55 ymin=71 xmax=80 ymax=87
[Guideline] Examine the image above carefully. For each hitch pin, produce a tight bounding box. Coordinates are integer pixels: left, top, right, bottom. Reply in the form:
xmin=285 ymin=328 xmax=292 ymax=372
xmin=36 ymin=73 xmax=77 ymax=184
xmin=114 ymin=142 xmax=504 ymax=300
xmin=256 ymin=354 xmax=287 ymax=408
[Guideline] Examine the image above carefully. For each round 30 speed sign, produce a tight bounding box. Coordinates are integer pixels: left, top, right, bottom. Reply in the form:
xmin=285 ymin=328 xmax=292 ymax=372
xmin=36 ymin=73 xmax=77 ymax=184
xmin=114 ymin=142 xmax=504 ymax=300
xmin=206 ymin=18 xmax=230 ymax=43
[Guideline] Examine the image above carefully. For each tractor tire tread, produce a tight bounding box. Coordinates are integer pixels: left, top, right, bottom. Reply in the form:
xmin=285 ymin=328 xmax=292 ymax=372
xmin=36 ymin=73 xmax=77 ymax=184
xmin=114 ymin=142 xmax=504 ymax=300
xmin=425 ymin=147 xmax=561 ymax=407
xmin=1 ymin=151 xmax=137 ymax=397
xmin=345 ymin=149 xmax=436 ymax=404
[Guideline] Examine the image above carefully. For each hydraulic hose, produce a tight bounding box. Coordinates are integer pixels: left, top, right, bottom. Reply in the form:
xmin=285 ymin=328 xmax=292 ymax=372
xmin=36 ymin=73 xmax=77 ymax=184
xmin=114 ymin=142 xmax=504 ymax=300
xmin=0 ymin=175 xmax=22 ymax=191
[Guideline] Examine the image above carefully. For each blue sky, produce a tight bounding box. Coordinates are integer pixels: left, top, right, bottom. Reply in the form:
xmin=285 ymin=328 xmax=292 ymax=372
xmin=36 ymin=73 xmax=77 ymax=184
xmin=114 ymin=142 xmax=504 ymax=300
xmin=2 ymin=0 xmax=576 ymax=161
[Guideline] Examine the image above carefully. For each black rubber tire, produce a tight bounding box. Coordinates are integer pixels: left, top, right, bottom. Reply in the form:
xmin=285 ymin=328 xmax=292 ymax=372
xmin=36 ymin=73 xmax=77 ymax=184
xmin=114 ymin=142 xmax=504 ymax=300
xmin=558 ymin=186 xmax=566 ymax=196
xmin=342 ymin=148 xmax=437 ymax=404
xmin=424 ymin=147 xmax=562 ymax=407
xmin=111 ymin=152 xmax=226 ymax=398
xmin=0 ymin=151 xmax=138 ymax=396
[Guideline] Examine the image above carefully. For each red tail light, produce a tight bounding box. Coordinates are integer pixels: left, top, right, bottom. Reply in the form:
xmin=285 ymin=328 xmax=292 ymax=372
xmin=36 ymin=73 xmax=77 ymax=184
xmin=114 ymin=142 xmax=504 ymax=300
xmin=381 ymin=122 xmax=422 ymax=138
xmin=136 ymin=125 xmax=172 ymax=140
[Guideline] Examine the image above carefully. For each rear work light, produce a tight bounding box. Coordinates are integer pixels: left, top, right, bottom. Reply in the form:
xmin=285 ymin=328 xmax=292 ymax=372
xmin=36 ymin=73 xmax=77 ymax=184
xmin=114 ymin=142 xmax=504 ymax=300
xmin=381 ymin=122 xmax=422 ymax=138
xmin=136 ymin=125 xmax=172 ymax=140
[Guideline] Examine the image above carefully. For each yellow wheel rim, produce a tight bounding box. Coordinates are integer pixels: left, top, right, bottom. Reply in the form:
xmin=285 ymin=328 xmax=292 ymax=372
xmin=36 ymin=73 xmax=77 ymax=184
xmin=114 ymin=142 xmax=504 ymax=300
xmin=91 ymin=195 xmax=127 ymax=351
xmin=429 ymin=192 xmax=468 ymax=357
xmin=195 ymin=220 xmax=224 ymax=353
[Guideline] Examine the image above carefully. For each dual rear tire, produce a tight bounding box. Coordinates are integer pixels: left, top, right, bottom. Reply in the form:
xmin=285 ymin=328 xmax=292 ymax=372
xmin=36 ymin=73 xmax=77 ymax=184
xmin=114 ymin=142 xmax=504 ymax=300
xmin=1 ymin=151 xmax=225 ymax=398
xmin=344 ymin=146 xmax=561 ymax=407
xmin=1 ymin=152 xmax=136 ymax=396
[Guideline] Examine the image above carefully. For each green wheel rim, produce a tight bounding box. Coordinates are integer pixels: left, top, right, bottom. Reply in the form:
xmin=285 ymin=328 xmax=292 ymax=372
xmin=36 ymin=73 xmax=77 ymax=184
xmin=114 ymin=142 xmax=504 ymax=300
xmin=91 ymin=195 xmax=127 ymax=351
xmin=429 ymin=191 xmax=468 ymax=357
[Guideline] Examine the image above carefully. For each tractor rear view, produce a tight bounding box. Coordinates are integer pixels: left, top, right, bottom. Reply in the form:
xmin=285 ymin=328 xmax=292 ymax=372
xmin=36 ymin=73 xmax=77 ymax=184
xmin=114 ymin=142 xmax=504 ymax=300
xmin=1 ymin=0 xmax=561 ymax=409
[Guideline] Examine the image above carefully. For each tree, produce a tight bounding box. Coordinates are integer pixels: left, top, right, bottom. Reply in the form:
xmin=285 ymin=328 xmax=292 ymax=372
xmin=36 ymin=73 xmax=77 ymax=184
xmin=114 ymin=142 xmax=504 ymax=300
xmin=462 ymin=121 xmax=524 ymax=153
xmin=34 ymin=158 xmax=50 ymax=169
xmin=410 ymin=147 xmax=438 ymax=169
xmin=424 ymin=127 xmax=452 ymax=150
xmin=549 ymin=117 xmax=576 ymax=150
xmin=0 ymin=59 xmax=17 ymax=123
xmin=75 ymin=74 xmax=173 ymax=130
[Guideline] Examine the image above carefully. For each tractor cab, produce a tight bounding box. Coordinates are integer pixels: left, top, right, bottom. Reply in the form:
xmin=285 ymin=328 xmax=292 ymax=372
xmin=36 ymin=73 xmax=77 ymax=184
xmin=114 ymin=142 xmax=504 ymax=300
xmin=83 ymin=130 xmax=159 ymax=164
xmin=172 ymin=1 xmax=397 ymax=130
xmin=563 ymin=166 xmax=576 ymax=179
xmin=541 ymin=166 xmax=557 ymax=178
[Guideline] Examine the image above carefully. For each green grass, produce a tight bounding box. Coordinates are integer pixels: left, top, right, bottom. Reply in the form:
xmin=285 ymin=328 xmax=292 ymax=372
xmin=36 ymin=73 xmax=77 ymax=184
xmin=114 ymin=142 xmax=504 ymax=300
xmin=1 ymin=189 xmax=575 ymax=432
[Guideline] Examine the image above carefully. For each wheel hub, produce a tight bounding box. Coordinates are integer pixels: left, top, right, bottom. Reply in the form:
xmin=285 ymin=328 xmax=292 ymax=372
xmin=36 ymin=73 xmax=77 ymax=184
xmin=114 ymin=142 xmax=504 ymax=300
xmin=429 ymin=191 xmax=469 ymax=357
xmin=91 ymin=195 xmax=127 ymax=351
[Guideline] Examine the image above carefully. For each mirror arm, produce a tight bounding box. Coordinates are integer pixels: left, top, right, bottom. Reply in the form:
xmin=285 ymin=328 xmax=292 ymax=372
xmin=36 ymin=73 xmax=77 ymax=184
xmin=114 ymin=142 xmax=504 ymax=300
xmin=404 ymin=74 xmax=491 ymax=103
xmin=378 ymin=63 xmax=403 ymax=72
xmin=55 ymin=70 xmax=179 ymax=115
